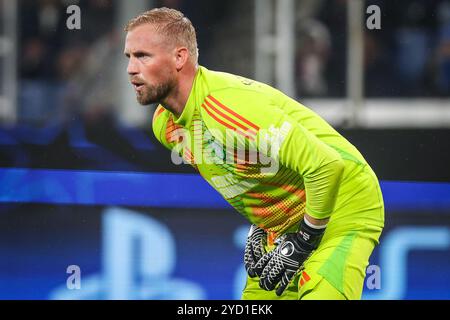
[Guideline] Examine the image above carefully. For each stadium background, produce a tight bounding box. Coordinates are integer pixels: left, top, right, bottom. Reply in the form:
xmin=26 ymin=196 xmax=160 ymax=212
xmin=0 ymin=0 xmax=449 ymax=299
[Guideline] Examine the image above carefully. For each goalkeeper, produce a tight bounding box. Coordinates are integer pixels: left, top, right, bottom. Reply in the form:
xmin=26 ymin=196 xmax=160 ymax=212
xmin=124 ymin=8 xmax=385 ymax=300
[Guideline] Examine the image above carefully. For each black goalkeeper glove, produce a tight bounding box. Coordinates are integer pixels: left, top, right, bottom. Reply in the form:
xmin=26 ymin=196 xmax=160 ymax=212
xmin=244 ymin=224 xmax=267 ymax=278
xmin=252 ymin=218 xmax=326 ymax=296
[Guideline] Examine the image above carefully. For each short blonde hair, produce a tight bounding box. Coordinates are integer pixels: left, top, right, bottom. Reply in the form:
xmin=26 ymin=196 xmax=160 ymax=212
xmin=125 ymin=7 xmax=199 ymax=63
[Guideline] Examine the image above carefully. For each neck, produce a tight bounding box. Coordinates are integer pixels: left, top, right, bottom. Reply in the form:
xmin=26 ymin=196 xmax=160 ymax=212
xmin=162 ymin=64 xmax=198 ymax=118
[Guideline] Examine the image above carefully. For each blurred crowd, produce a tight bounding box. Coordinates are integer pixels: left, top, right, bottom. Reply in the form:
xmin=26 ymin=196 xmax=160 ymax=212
xmin=16 ymin=0 xmax=450 ymax=127
xmin=18 ymin=0 xmax=231 ymax=127
xmin=19 ymin=0 xmax=117 ymax=126
xmin=295 ymin=0 xmax=450 ymax=97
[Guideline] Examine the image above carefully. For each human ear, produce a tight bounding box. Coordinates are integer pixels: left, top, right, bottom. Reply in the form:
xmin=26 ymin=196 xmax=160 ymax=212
xmin=175 ymin=47 xmax=189 ymax=71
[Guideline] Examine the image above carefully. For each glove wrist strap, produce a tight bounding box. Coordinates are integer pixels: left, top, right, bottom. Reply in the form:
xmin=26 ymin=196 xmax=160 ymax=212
xmin=296 ymin=217 xmax=326 ymax=251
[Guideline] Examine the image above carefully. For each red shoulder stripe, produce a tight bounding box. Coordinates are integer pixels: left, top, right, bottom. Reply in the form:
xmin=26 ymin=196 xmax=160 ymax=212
xmin=201 ymin=103 xmax=255 ymax=141
xmin=207 ymin=95 xmax=260 ymax=131
xmin=204 ymin=98 xmax=257 ymax=138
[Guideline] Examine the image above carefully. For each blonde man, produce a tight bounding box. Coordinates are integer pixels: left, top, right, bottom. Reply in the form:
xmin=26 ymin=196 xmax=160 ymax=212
xmin=124 ymin=7 xmax=384 ymax=300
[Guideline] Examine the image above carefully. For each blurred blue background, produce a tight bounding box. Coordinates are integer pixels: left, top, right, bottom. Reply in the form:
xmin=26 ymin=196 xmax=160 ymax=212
xmin=0 ymin=170 xmax=449 ymax=300
xmin=0 ymin=0 xmax=449 ymax=300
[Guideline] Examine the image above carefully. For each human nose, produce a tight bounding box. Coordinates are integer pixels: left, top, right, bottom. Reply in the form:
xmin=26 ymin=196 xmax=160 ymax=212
xmin=127 ymin=56 xmax=139 ymax=75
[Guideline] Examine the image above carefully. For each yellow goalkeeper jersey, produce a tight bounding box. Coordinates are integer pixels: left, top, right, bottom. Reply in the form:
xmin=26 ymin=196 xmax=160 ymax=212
xmin=152 ymin=66 xmax=384 ymax=236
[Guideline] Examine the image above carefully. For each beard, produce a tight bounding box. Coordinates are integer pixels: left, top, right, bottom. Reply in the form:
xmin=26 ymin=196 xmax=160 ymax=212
xmin=135 ymin=81 xmax=174 ymax=106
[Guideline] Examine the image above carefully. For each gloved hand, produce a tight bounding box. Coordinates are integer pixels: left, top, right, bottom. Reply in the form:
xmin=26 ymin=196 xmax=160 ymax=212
xmin=252 ymin=218 xmax=326 ymax=296
xmin=244 ymin=224 xmax=267 ymax=278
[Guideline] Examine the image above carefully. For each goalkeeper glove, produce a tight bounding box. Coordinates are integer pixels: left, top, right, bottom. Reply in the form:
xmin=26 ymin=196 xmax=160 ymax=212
xmin=253 ymin=217 xmax=326 ymax=296
xmin=244 ymin=224 xmax=267 ymax=278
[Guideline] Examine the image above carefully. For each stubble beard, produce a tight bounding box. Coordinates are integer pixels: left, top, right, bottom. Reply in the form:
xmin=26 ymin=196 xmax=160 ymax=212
xmin=136 ymin=81 xmax=174 ymax=106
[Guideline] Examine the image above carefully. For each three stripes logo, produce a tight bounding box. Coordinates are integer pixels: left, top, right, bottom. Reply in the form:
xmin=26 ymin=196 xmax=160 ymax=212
xmin=201 ymin=95 xmax=260 ymax=141
xmin=298 ymin=271 xmax=311 ymax=288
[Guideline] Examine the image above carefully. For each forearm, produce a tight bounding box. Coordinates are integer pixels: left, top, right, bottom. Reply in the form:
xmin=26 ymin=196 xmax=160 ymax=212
xmin=304 ymin=158 xmax=345 ymax=220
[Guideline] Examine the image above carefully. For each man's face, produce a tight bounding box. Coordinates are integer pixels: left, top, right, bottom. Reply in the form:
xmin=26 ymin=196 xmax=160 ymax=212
xmin=124 ymin=24 xmax=177 ymax=105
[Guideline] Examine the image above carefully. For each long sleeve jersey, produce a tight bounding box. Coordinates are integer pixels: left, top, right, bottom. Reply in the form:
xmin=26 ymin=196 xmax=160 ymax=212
xmin=152 ymin=66 xmax=374 ymax=236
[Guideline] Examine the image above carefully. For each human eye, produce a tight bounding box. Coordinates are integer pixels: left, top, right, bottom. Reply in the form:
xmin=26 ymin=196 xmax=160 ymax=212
xmin=135 ymin=51 xmax=151 ymax=60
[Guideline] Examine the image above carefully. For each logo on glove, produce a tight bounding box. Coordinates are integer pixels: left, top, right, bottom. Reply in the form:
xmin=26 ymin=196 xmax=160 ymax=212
xmin=280 ymin=241 xmax=295 ymax=257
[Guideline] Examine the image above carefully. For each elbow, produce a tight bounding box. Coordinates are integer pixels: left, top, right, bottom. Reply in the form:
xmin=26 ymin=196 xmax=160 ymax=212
xmin=332 ymin=158 xmax=345 ymax=181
